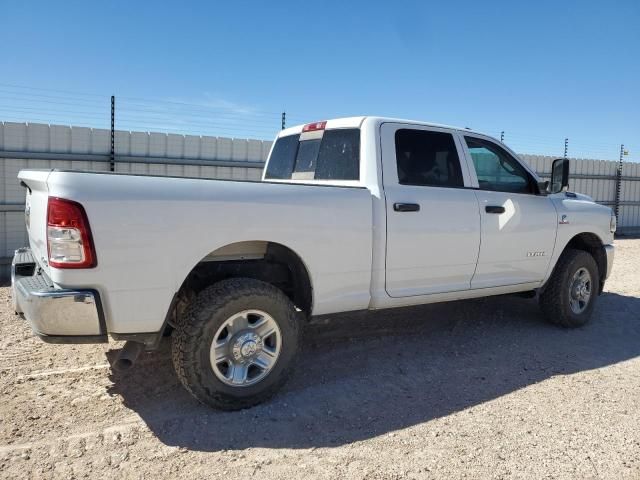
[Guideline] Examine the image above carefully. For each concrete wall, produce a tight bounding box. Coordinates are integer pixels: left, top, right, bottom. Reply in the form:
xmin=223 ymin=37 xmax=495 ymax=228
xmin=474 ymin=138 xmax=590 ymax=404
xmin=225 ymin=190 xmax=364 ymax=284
xmin=1 ymin=121 xmax=639 ymax=281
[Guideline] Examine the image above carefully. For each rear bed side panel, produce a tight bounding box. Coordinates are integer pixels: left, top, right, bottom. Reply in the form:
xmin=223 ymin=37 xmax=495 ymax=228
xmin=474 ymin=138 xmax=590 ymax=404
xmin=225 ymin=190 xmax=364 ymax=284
xmin=44 ymin=171 xmax=374 ymax=334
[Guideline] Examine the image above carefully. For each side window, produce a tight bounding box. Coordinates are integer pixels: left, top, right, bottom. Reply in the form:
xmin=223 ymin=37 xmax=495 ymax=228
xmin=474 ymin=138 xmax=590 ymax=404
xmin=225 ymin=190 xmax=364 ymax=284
xmin=464 ymin=137 xmax=533 ymax=194
xmin=395 ymin=129 xmax=464 ymax=188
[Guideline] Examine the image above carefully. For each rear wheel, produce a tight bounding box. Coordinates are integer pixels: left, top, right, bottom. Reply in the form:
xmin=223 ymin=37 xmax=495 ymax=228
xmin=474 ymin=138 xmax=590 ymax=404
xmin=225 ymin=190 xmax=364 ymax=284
xmin=172 ymin=278 xmax=301 ymax=410
xmin=539 ymin=249 xmax=599 ymax=327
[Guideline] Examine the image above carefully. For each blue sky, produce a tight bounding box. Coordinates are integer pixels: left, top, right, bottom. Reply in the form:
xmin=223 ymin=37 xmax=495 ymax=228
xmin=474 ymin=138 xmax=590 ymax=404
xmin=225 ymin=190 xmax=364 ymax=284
xmin=2 ymin=0 xmax=639 ymax=160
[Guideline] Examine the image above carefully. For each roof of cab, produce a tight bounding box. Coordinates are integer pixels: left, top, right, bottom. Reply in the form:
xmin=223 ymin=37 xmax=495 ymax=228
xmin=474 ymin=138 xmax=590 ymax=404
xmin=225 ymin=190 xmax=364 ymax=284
xmin=278 ymin=116 xmax=482 ymax=138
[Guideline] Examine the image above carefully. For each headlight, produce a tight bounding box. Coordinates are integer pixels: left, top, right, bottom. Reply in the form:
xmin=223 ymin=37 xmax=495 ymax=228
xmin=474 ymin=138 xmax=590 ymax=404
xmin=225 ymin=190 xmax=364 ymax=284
xmin=610 ymin=213 xmax=617 ymax=233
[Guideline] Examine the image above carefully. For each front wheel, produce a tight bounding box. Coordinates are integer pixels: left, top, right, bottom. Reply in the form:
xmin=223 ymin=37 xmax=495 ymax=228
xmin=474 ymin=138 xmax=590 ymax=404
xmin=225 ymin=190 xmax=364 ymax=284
xmin=539 ymin=249 xmax=600 ymax=327
xmin=172 ymin=278 xmax=301 ymax=410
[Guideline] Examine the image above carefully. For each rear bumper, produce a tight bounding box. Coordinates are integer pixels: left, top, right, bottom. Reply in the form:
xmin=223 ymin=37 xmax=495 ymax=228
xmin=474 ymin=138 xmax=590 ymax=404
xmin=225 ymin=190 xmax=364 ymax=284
xmin=11 ymin=248 xmax=107 ymax=344
xmin=604 ymin=244 xmax=614 ymax=280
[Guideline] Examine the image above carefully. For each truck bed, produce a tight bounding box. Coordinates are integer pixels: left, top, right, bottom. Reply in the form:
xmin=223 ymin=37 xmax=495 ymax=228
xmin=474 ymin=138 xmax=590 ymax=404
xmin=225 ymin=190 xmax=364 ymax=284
xmin=19 ymin=169 xmax=374 ymax=334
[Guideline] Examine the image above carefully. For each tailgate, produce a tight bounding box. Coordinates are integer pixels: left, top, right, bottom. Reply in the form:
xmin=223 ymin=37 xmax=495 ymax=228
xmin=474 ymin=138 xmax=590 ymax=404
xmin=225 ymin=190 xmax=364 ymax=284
xmin=18 ymin=170 xmax=52 ymax=276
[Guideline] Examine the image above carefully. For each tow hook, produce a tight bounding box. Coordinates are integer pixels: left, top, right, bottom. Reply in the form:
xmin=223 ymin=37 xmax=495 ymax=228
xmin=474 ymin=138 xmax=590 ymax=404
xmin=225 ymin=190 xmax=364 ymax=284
xmin=112 ymin=341 xmax=144 ymax=371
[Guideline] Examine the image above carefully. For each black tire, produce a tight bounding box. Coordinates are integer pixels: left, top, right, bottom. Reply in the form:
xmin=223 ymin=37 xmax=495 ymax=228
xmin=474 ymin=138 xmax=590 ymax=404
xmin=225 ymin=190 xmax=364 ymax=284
xmin=539 ymin=249 xmax=600 ymax=327
xmin=171 ymin=278 xmax=301 ymax=410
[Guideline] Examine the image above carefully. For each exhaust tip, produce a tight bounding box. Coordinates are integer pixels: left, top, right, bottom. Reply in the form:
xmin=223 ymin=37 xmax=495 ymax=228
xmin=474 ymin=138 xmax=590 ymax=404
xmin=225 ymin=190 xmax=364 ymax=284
xmin=112 ymin=341 xmax=144 ymax=372
xmin=113 ymin=358 xmax=134 ymax=371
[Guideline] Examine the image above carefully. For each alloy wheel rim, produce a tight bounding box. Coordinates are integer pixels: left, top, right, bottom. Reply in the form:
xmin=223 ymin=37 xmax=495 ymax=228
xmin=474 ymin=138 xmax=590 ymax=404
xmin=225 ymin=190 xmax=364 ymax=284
xmin=568 ymin=267 xmax=592 ymax=314
xmin=210 ymin=309 xmax=282 ymax=387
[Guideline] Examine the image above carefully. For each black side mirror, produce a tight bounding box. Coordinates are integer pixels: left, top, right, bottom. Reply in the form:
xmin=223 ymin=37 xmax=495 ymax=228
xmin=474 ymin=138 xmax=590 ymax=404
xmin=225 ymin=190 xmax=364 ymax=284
xmin=549 ymin=158 xmax=569 ymax=194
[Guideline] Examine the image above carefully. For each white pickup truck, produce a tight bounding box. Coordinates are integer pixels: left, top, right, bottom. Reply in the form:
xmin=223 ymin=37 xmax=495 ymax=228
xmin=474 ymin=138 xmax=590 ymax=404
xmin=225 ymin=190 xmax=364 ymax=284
xmin=12 ymin=116 xmax=615 ymax=410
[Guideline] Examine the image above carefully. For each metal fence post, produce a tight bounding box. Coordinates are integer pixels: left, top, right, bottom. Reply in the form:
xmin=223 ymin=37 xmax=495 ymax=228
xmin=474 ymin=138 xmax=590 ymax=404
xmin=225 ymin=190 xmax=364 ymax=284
xmin=614 ymin=144 xmax=624 ymax=220
xmin=281 ymin=112 xmax=286 ymax=130
xmin=110 ymin=95 xmax=115 ymax=172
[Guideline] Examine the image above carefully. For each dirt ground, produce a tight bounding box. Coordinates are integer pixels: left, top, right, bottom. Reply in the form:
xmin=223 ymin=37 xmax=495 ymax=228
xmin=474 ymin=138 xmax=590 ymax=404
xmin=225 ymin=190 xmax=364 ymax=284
xmin=1 ymin=239 xmax=639 ymax=480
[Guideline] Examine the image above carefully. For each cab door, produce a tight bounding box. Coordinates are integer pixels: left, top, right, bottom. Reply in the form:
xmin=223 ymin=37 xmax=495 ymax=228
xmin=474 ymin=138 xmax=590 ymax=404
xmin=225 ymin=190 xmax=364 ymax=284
xmin=459 ymin=134 xmax=558 ymax=288
xmin=381 ymin=123 xmax=481 ymax=297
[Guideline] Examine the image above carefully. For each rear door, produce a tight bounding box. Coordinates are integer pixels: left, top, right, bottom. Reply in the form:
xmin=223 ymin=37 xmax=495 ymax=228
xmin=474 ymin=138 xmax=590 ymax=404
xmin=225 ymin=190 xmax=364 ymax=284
xmin=381 ymin=123 xmax=481 ymax=297
xmin=460 ymin=134 xmax=557 ymax=288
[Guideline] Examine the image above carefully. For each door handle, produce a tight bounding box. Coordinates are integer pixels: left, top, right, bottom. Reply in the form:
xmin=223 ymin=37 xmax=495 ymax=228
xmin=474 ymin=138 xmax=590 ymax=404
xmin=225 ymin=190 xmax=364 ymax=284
xmin=394 ymin=203 xmax=420 ymax=212
xmin=485 ymin=205 xmax=505 ymax=214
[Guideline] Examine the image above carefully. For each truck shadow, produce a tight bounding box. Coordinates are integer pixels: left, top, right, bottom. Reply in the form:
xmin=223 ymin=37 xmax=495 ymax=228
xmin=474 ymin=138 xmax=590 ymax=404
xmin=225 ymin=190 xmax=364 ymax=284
xmin=107 ymin=291 xmax=640 ymax=452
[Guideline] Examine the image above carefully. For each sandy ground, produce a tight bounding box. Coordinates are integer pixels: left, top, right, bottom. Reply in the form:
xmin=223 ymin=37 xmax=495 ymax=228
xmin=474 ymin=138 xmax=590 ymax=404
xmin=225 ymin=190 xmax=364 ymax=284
xmin=0 ymin=239 xmax=639 ymax=480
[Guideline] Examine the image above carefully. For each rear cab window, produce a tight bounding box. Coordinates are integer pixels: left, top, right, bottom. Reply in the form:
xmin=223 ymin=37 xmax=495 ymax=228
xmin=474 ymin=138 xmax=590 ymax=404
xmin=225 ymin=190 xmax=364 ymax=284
xmin=264 ymin=127 xmax=360 ymax=183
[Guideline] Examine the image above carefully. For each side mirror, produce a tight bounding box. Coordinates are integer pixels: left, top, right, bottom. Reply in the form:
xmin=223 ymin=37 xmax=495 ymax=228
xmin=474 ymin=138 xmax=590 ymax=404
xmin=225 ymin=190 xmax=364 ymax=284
xmin=549 ymin=158 xmax=569 ymax=194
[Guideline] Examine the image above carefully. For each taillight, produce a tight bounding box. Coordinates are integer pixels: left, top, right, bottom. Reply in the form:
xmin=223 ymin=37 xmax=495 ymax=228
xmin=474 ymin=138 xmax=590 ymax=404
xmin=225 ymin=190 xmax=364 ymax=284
xmin=302 ymin=121 xmax=327 ymax=132
xmin=47 ymin=197 xmax=96 ymax=268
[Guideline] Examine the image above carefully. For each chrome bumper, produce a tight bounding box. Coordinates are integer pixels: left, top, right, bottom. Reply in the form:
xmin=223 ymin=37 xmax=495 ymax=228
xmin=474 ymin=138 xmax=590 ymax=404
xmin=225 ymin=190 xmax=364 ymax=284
xmin=11 ymin=248 xmax=107 ymax=344
xmin=604 ymin=244 xmax=615 ymax=280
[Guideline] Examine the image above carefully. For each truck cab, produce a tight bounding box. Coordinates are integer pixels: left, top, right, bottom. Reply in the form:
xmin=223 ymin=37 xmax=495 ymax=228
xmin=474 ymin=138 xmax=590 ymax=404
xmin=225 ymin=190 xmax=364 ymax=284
xmin=264 ymin=117 xmax=614 ymax=306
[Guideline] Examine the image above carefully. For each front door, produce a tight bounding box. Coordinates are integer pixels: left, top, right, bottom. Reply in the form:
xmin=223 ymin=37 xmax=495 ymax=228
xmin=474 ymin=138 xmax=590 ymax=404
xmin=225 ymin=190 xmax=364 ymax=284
xmin=381 ymin=123 xmax=481 ymax=297
xmin=460 ymin=134 xmax=558 ymax=288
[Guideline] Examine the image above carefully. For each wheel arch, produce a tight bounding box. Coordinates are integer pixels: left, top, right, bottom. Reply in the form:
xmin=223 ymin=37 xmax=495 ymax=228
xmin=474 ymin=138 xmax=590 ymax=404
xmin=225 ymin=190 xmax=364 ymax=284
xmin=548 ymin=232 xmax=607 ymax=293
xmin=169 ymin=241 xmax=314 ymax=330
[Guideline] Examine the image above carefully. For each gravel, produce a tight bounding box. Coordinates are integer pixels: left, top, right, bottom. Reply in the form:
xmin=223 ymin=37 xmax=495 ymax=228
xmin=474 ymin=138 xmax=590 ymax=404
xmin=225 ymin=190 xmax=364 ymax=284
xmin=1 ymin=239 xmax=639 ymax=479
